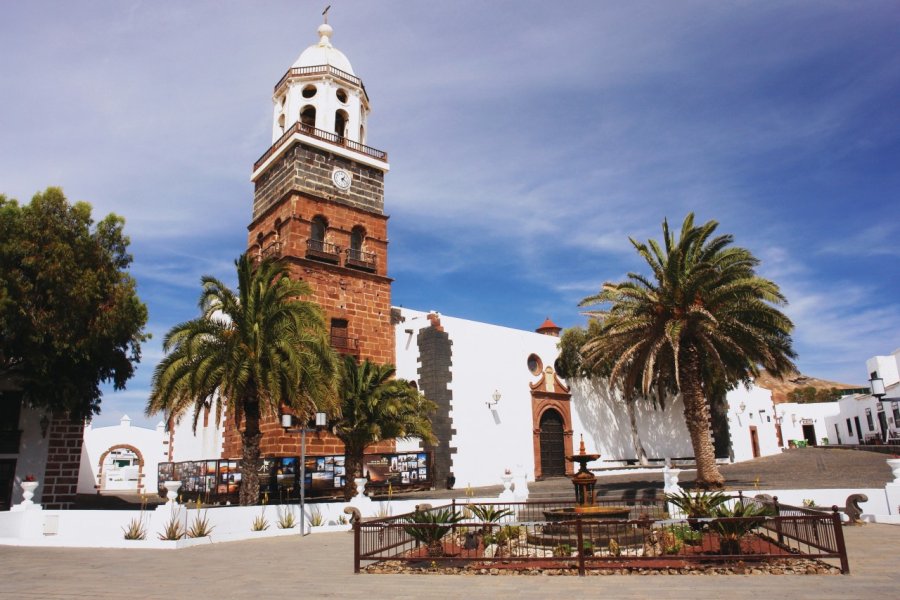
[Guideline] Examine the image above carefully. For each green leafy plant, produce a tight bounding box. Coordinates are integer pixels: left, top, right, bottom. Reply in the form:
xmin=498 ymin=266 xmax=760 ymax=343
xmin=672 ymin=524 xmax=703 ymax=546
xmin=552 ymin=543 xmax=572 ymax=558
xmin=712 ymin=501 xmax=775 ymax=555
xmin=607 ymin=539 xmax=621 ymax=557
xmin=582 ymin=540 xmax=594 ymax=557
xmin=659 ymin=529 xmax=682 ymax=555
xmin=665 ymin=490 xmax=730 ymax=528
xmin=277 ymin=506 xmax=298 ymax=529
xmin=158 ymin=509 xmax=186 ymax=541
xmin=336 ymin=514 xmax=348 ymax=525
xmin=802 ymin=499 xmax=817 ymax=508
xmin=469 ymin=504 xmax=514 ymax=534
xmin=187 ymin=500 xmax=214 ymax=538
xmin=251 ymin=513 xmax=270 ymax=532
xmin=403 ymin=508 xmax=464 ymax=557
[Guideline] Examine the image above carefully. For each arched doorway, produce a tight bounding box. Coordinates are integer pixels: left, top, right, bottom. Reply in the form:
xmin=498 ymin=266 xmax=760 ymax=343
xmin=539 ymin=409 xmax=566 ymax=477
xmin=97 ymin=444 xmax=145 ymax=493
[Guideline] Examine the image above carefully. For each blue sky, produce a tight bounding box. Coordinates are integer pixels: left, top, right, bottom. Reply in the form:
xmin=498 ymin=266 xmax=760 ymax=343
xmin=2 ymin=1 xmax=898 ymax=427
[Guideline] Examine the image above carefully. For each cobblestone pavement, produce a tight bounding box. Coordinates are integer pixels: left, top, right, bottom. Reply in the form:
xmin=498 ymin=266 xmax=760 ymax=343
xmin=0 ymin=523 xmax=897 ymax=599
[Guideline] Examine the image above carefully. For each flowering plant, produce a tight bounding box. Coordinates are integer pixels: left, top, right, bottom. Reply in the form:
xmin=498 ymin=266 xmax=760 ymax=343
xmin=24 ymin=474 xmax=35 ymax=482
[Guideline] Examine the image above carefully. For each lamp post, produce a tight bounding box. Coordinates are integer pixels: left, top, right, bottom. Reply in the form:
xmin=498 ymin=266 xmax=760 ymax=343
xmin=869 ymin=375 xmax=888 ymax=443
xmin=486 ymin=389 xmax=501 ymax=410
xmin=281 ymin=411 xmax=327 ymax=536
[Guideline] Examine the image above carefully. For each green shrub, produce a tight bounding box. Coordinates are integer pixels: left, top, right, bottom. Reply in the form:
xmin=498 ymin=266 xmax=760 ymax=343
xmin=403 ymin=508 xmax=464 ymax=557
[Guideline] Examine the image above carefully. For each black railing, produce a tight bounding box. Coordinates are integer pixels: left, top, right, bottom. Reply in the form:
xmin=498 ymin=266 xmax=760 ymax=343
xmin=257 ymin=240 xmax=282 ymax=260
xmin=330 ymin=333 xmax=359 ymax=356
xmin=354 ymin=497 xmax=849 ymax=575
xmin=254 ymin=121 xmax=387 ymax=172
xmin=306 ymin=239 xmax=341 ymax=263
xmin=345 ymin=248 xmax=376 ymax=271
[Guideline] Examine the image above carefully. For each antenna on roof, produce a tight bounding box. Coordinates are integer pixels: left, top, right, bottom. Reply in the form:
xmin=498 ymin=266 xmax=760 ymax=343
xmin=322 ymin=5 xmax=331 ymax=24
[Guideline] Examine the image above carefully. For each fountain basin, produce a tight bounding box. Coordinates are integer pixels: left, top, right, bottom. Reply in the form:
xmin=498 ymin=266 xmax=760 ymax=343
xmin=543 ymin=506 xmax=632 ymax=521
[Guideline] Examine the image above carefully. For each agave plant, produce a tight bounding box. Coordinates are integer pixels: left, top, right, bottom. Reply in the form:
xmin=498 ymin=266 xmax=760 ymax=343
xmin=403 ymin=508 xmax=464 ymax=557
xmin=122 ymin=517 xmax=146 ymax=540
xmin=251 ymin=514 xmax=270 ymax=532
xmin=665 ymin=490 xmax=730 ymax=528
xmin=712 ymin=501 xmax=775 ymax=555
xmin=468 ymin=504 xmax=514 ymax=534
xmin=277 ymin=506 xmax=298 ymax=529
xmin=158 ymin=510 xmax=186 ymax=541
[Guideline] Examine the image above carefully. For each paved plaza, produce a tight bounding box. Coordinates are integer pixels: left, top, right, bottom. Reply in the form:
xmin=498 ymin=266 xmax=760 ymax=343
xmin=13 ymin=448 xmax=890 ymax=599
xmin=1 ymin=523 xmax=897 ymax=599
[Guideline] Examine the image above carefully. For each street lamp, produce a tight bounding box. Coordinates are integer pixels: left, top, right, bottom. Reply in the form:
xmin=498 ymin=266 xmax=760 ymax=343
xmin=281 ymin=410 xmax=327 ymax=536
xmin=869 ymin=375 xmax=891 ymax=443
xmin=486 ymin=389 xmax=501 ymax=410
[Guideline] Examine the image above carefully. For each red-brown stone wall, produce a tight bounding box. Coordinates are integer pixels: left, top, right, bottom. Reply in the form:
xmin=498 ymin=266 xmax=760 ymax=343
xmin=222 ymin=186 xmax=396 ymax=458
xmin=43 ymin=417 xmax=84 ymax=509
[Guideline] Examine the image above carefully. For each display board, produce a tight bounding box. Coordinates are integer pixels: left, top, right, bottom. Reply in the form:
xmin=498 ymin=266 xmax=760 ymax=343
xmin=158 ymin=451 xmax=431 ymax=501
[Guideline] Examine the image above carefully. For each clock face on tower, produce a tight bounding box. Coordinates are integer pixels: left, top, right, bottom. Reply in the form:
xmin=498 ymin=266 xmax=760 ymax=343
xmin=332 ymin=168 xmax=352 ymax=190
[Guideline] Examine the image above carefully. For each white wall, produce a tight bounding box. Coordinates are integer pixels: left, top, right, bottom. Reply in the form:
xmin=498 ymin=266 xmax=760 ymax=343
xmin=774 ymin=401 xmax=840 ymax=447
xmin=77 ymin=416 xmax=168 ymax=494
xmin=169 ymin=408 xmax=225 ymax=462
xmin=394 ymin=307 xmax=786 ymax=489
xmin=568 ymin=378 xmax=694 ymax=463
xmin=724 ymin=385 xmax=780 ymax=461
xmin=395 ymin=308 xmax=560 ymax=488
xmin=3 ymin=406 xmax=50 ymax=505
xmin=867 ymin=353 xmax=900 ymax=386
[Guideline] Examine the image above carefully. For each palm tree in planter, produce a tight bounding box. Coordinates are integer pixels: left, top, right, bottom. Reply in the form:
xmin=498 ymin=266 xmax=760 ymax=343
xmin=332 ymin=355 xmax=436 ymax=500
xmin=147 ymin=255 xmax=339 ymax=505
xmin=579 ymin=214 xmax=796 ymax=488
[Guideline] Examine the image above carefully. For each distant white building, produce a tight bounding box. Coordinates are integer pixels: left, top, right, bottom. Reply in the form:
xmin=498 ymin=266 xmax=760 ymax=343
xmin=77 ymin=416 xmax=168 ymax=495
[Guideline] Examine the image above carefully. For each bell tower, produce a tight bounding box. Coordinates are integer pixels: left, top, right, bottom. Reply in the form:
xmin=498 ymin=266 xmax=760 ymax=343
xmin=223 ymin=18 xmax=395 ymax=459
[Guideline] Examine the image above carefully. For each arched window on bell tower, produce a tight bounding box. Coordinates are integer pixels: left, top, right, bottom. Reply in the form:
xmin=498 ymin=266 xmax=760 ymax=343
xmin=350 ymin=225 xmax=365 ymax=254
xmin=301 ymin=105 xmax=316 ymax=130
xmin=310 ymin=215 xmax=327 ymax=246
xmin=335 ymin=109 xmax=348 ymax=139
xmin=306 ymin=215 xmax=339 ymax=263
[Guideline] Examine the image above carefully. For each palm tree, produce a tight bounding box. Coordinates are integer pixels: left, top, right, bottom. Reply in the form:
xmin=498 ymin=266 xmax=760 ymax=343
xmin=147 ymin=255 xmax=338 ymax=505
xmin=579 ymin=214 xmax=795 ymax=487
xmin=331 ymin=355 xmax=435 ymax=500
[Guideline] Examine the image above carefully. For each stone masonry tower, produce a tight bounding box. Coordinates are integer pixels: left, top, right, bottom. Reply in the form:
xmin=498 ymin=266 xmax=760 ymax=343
xmin=223 ymin=19 xmax=394 ymax=458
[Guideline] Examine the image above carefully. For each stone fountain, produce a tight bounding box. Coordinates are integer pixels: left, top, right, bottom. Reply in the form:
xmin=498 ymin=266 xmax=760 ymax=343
xmin=529 ymin=436 xmax=635 ymax=548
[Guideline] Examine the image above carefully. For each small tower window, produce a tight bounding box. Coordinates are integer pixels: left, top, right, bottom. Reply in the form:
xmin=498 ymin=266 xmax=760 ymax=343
xmin=336 ymin=88 xmax=348 ymax=103
xmin=335 ymin=109 xmax=348 ymax=138
xmin=277 ymin=113 xmax=285 ymax=134
xmin=302 ymin=85 xmax=317 ymax=98
xmin=301 ymin=106 xmax=316 ymax=129
xmin=359 ymin=124 xmax=365 ymax=144
xmin=350 ymin=226 xmax=365 ymax=252
xmin=310 ymin=215 xmax=327 ymax=243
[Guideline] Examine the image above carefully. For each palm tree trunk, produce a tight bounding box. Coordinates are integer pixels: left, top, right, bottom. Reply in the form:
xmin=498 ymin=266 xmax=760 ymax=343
xmin=625 ymin=400 xmax=649 ymax=466
xmin=342 ymin=442 xmax=365 ymax=501
xmin=679 ymin=347 xmax=725 ymax=488
xmin=239 ymin=397 xmax=262 ymax=506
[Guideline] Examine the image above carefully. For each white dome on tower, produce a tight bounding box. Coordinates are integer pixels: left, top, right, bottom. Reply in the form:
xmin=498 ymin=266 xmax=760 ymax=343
xmin=293 ymin=23 xmax=355 ymax=75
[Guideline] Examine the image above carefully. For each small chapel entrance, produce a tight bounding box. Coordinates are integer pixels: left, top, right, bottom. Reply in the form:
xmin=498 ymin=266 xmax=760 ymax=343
xmin=539 ymin=409 xmax=566 ymax=477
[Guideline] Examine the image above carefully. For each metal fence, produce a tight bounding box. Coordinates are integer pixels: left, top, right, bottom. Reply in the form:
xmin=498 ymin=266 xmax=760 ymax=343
xmin=354 ymin=496 xmax=848 ymax=575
